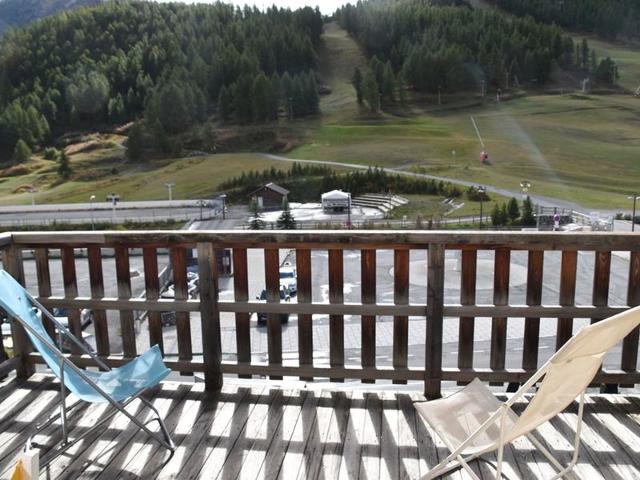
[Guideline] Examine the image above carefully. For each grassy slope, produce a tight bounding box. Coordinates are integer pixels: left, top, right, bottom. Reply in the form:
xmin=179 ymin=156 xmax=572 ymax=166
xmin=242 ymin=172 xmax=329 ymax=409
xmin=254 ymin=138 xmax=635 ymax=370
xmin=0 ymin=149 xmax=290 ymax=205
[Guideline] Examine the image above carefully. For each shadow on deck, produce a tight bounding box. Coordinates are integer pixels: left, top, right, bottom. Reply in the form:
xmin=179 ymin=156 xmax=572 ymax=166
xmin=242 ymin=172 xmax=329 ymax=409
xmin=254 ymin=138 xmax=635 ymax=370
xmin=1 ymin=374 xmax=640 ymax=479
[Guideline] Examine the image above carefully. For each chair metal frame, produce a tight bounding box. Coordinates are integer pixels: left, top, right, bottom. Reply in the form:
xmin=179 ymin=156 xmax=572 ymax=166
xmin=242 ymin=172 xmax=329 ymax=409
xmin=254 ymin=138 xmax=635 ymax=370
xmin=423 ymin=359 xmax=587 ymax=480
xmin=11 ymin=291 xmax=175 ymax=465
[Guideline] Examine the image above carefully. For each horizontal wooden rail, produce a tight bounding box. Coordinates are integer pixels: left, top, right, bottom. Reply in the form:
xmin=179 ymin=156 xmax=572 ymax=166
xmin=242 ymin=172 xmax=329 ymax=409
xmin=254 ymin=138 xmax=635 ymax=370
xmin=27 ymin=352 xmax=640 ymax=385
xmin=35 ymin=296 xmax=631 ymax=319
xmin=10 ymin=230 xmax=640 ymax=250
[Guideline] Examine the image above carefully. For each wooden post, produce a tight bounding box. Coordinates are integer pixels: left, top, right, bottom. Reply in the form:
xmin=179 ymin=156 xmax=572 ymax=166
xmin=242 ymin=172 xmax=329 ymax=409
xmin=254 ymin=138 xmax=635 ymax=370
xmin=425 ymin=243 xmax=444 ymax=399
xmin=361 ymin=249 xmax=376 ymax=383
xmin=458 ymin=249 xmax=477 ymax=383
xmin=393 ymin=249 xmax=409 ymax=384
xmin=523 ymin=250 xmax=544 ymax=371
xmin=622 ymin=251 xmax=640 ymax=377
xmin=34 ymin=248 xmax=55 ymax=340
xmin=142 ymin=247 xmax=163 ymax=353
xmin=61 ymin=247 xmax=82 ymax=355
xmin=296 ymin=249 xmax=313 ymax=381
xmin=115 ymin=247 xmax=136 ymax=357
xmin=3 ymin=245 xmax=34 ymax=379
xmin=265 ymin=248 xmax=282 ymax=379
xmin=490 ymin=248 xmax=510 ymax=385
xmin=556 ymin=250 xmax=577 ymax=350
xmin=172 ymin=247 xmax=192 ymax=375
xmin=87 ymin=246 xmax=110 ymax=357
xmin=197 ymin=242 xmax=223 ymax=391
xmin=329 ymin=249 xmax=344 ymax=382
xmin=232 ymin=248 xmax=251 ymax=378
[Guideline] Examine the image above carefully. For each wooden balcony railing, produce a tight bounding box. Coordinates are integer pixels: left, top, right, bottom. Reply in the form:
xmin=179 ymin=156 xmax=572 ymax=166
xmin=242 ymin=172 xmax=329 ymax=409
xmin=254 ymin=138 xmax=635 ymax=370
xmin=1 ymin=231 xmax=639 ymax=399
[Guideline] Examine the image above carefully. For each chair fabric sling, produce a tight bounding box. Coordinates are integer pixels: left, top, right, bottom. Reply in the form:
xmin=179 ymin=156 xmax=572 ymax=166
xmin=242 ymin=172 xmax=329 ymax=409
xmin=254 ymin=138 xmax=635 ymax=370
xmin=415 ymin=305 xmax=640 ymax=480
xmin=0 ymin=269 xmax=175 ymax=463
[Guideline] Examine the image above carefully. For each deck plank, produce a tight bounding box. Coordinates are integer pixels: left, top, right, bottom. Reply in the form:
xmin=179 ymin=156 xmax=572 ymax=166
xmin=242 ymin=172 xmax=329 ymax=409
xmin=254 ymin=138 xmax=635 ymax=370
xmin=295 ymin=390 xmax=339 ymax=480
xmin=155 ymin=386 xmax=255 ymax=479
xmin=257 ymin=389 xmax=308 ymax=480
xmin=277 ymin=389 xmax=322 ymax=480
xmin=337 ymin=390 xmax=367 ymax=480
xmin=192 ymin=386 xmax=267 ymax=478
xmin=73 ymin=384 xmax=189 ymax=479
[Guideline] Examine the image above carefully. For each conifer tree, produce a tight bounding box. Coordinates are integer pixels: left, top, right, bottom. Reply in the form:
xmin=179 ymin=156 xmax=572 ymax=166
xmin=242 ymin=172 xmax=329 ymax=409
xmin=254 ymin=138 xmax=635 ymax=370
xmin=276 ymin=199 xmax=297 ymax=229
xmin=507 ymin=197 xmax=521 ymax=224
xmin=521 ymin=196 xmax=536 ymax=226
xmin=12 ymin=139 xmax=31 ymax=164
xmin=58 ymin=150 xmax=72 ymax=179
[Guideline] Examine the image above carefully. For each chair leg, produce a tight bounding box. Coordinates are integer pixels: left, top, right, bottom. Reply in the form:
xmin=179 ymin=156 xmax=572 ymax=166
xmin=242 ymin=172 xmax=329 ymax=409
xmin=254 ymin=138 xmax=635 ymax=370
xmin=139 ymin=396 xmax=176 ymax=451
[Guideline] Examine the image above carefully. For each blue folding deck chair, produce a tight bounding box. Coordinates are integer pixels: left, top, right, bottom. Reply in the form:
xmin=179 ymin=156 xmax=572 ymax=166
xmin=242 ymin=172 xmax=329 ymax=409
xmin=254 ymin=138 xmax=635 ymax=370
xmin=0 ymin=269 xmax=175 ymax=463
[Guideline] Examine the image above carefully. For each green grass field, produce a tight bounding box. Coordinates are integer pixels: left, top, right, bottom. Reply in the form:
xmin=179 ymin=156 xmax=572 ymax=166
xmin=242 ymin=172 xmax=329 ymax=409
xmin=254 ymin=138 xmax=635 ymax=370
xmin=0 ymin=152 xmax=290 ymax=205
xmin=289 ymin=92 xmax=640 ymax=210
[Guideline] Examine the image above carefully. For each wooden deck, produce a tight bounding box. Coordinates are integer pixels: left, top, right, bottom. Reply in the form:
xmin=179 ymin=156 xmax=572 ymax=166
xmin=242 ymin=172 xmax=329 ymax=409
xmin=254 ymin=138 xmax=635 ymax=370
xmin=1 ymin=374 xmax=640 ymax=479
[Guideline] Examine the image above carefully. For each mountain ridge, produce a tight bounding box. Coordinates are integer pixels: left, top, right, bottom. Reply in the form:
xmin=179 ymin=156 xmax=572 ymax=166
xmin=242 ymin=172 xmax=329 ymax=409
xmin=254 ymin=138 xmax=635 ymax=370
xmin=0 ymin=0 xmax=102 ymax=33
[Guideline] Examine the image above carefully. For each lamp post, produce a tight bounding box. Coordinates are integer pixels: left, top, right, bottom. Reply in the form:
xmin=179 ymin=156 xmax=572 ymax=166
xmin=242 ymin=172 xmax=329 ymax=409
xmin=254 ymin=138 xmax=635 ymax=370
xmin=477 ymin=185 xmax=486 ymax=228
xmin=165 ymin=182 xmax=176 ymax=202
xmin=106 ymin=193 xmax=119 ymax=224
xmin=520 ymin=180 xmax=531 ymax=200
xmin=347 ymin=192 xmax=352 ymax=229
xmin=90 ymin=195 xmax=96 ymax=230
xmin=27 ymin=187 xmax=37 ymax=206
xmin=628 ymin=194 xmax=640 ymax=232
xmin=220 ymin=194 xmax=227 ymax=220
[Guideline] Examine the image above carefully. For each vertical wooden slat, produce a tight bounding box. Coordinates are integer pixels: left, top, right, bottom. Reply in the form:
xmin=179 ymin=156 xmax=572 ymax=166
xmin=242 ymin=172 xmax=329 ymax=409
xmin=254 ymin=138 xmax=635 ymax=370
xmin=622 ymin=251 xmax=640 ymax=373
xmin=232 ymin=248 xmax=251 ymax=378
xmin=458 ymin=249 xmax=477 ymax=381
xmin=592 ymin=251 xmax=611 ymax=324
xmin=172 ymin=247 xmax=192 ymax=374
xmin=522 ymin=250 xmax=544 ymax=371
xmin=556 ymin=250 xmax=577 ymax=350
xmin=296 ymin=249 xmax=313 ymax=381
xmin=361 ymin=249 xmax=376 ymax=384
xmin=143 ymin=247 xmax=162 ymax=353
xmin=329 ymin=249 xmax=344 ymax=382
xmin=425 ymin=243 xmax=444 ymax=399
xmin=490 ymin=248 xmax=510 ymax=383
xmin=4 ymin=246 xmax=34 ymax=378
xmin=61 ymin=246 xmax=82 ymax=355
xmin=88 ymin=246 xmax=110 ymax=357
xmin=34 ymin=248 xmax=55 ymax=340
xmin=592 ymin=251 xmax=612 ymax=392
xmin=197 ymin=242 xmax=223 ymax=391
xmin=393 ymin=249 xmax=409 ymax=384
xmin=115 ymin=247 xmax=136 ymax=357
xmin=265 ymin=248 xmax=282 ymax=380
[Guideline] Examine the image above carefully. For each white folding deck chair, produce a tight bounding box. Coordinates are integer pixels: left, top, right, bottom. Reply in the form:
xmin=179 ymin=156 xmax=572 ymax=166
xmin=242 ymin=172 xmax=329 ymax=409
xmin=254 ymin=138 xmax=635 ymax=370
xmin=0 ymin=270 xmax=175 ymax=465
xmin=415 ymin=305 xmax=640 ymax=479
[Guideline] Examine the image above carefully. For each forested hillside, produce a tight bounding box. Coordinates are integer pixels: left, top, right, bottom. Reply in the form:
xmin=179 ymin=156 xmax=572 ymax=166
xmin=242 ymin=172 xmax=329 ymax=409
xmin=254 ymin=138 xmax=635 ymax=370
xmin=487 ymin=0 xmax=640 ymax=41
xmin=0 ymin=1 xmax=323 ymax=159
xmin=0 ymin=0 xmax=101 ymax=33
xmin=336 ymin=0 xmax=621 ymax=112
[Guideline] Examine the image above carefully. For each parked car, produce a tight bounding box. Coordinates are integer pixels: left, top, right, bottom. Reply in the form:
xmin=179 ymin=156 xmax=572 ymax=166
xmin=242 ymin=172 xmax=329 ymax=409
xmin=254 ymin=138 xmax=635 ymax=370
xmin=254 ymin=286 xmax=291 ymax=325
xmin=52 ymin=307 xmax=93 ymax=329
xmin=279 ymin=266 xmax=297 ymax=295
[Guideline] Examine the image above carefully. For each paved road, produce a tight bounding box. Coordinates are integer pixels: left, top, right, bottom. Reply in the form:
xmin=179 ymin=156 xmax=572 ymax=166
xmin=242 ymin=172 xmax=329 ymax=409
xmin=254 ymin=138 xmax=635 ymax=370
xmin=0 ymin=200 xmax=220 ymax=226
xmin=261 ymin=153 xmax=621 ymax=216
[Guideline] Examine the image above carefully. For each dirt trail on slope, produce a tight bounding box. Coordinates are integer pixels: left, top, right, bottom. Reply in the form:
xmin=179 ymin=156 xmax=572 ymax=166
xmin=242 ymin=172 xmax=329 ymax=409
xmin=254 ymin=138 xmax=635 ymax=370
xmin=316 ymin=22 xmax=367 ymax=118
